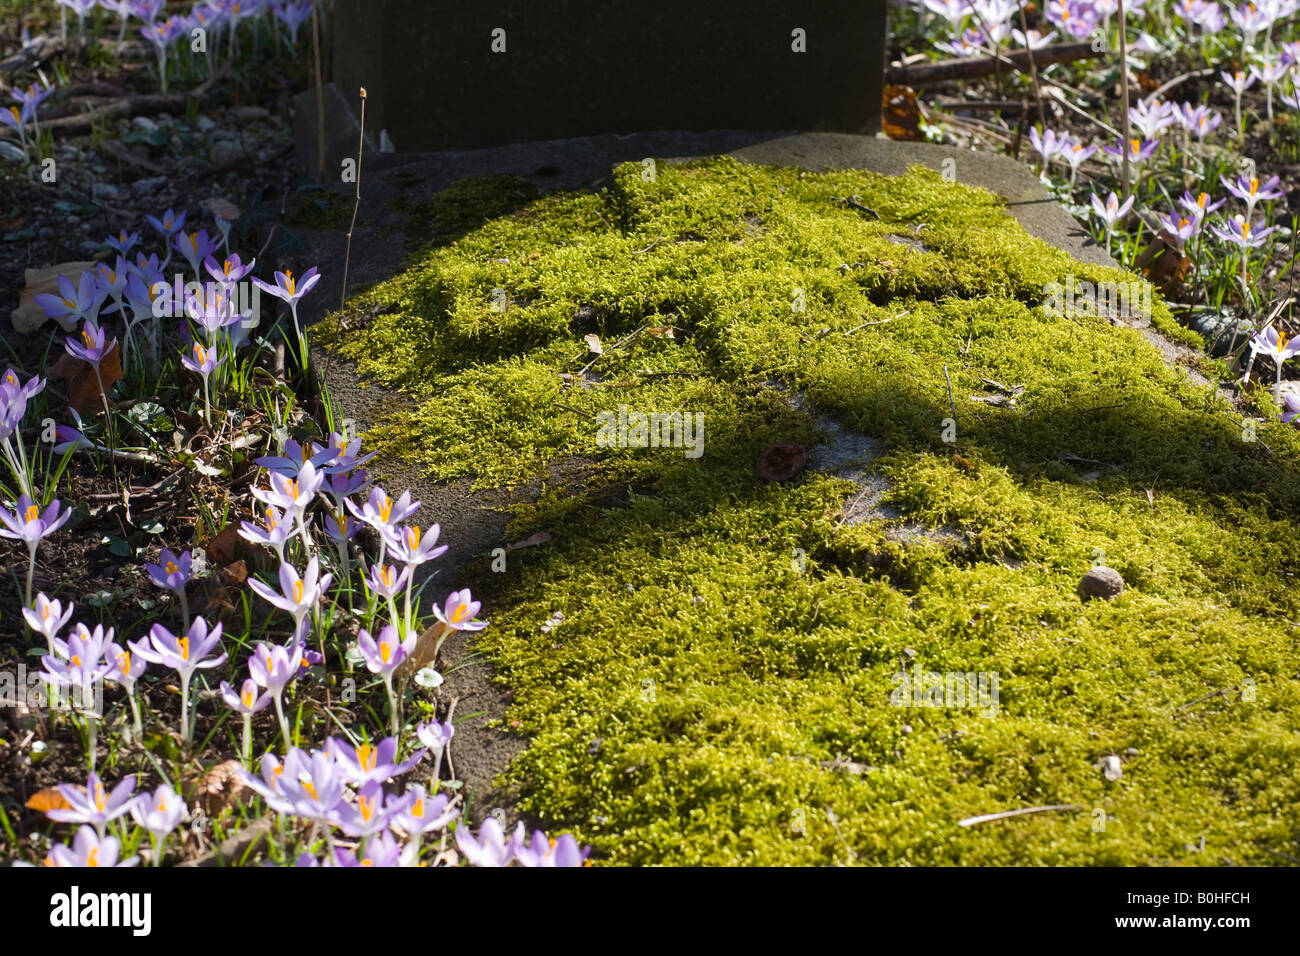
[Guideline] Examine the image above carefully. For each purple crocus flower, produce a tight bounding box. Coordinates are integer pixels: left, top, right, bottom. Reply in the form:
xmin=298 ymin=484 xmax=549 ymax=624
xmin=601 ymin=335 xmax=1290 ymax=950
xmin=1179 ymin=190 xmax=1226 ymax=220
xmin=250 ymin=459 xmax=325 ymax=524
xmin=1248 ymin=326 xmax=1300 ymax=364
xmin=22 ymin=592 xmax=75 ymax=654
xmin=347 ymin=485 xmax=420 ymax=539
xmin=105 ymin=229 xmax=139 ymax=257
xmin=254 ymin=437 xmax=336 ymax=477
xmin=332 ymin=831 xmax=404 ymax=867
xmin=248 ymin=557 xmax=333 ymax=632
xmin=252 ymin=266 xmax=321 ymax=311
xmin=1162 ymin=211 xmax=1198 ymax=248
xmin=392 ymin=784 xmax=459 ymax=837
xmin=513 ymin=830 xmax=592 ymax=867
xmin=274 ymin=748 xmax=346 ymax=823
xmin=45 ymin=826 xmax=139 ymax=867
xmin=239 ymin=749 xmax=304 ymax=812
xmin=1176 ymin=103 xmax=1222 ymax=141
xmin=248 ymin=641 xmax=302 ymax=695
xmin=456 ymin=817 xmax=524 ymax=867
xmin=174 ymin=229 xmax=219 ymax=280
xmin=38 ymin=273 xmax=108 ymax=328
xmin=104 ymin=640 xmax=147 ymax=692
xmin=1127 ymin=98 xmax=1176 ymax=140
xmin=334 ymin=780 xmax=413 ymax=838
xmin=145 ymin=208 xmax=187 ymax=264
xmin=322 ymin=506 xmax=359 ymax=546
xmin=1 ymin=494 xmax=71 ymax=607
xmin=1282 ymin=392 xmax=1300 ymax=424
xmin=382 ymin=522 xmax=449 ymax=567
xmin=47 ymin=772 xmax=138 ymax=833
xmin=325 ymin=736 xmax=424 ymax=787
xmin=1222 ymin=173 xmax=1285 ymax=219
xmin=146 ymin=547 xmax=192 ymax=593
xmin=130 ymin=616 xmax=226 ymax=745
xmin=356 ymin=624 xmax=413 ymax=677
xmin=433 ymin=589 xmax=487 ymax=632
xmin=273 ymin=0 xmax=312 ymax=45
xmin=130 ymin=784 xmax=187 ymax=843
xmin=416 ymin=719 xmax=455 ymax=761
xmin=1210 ymin=215 xmax=1277 ymax=249
xmin=221 ymin=677 xmax=272 ymax=714
xmin=1102 ymin=137 xmax=1158 ymax=166
xmin=41 ymin=622 xmax=111 ymax=710
xmin=64 ymin=320 xmax=115 ymax=369
xmin=204 ymin=253 xmax=255 ymax=286
xmin=238 ymin=504 xmax=294 ymax=564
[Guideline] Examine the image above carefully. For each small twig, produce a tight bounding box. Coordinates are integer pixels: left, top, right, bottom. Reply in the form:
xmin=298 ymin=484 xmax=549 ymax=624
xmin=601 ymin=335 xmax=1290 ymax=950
xmin=824 ymin=807 xmax=859 ymax=863
xmin=631 ymin=234 xmax=665 ymax=254
xmin=830 ymin=195 xmax=880 ymax=218
xmin=843 ymin=310 xmax=907 ymax=336
xmin=340 ymin=87 xmax=366 ymax=313
xmin=552 ymin=401 xmax=594 ymax=419
xmin=442 ymin=697 xmax=459 ymax=786
xmin=1176 ymin=685 xmax=1236 ymax=712
xmin=944 ymin=364 xmax=957 ymax=421
xmin=958 ymin=804 xmax=1082 ymax=827
xmin=310 ymin=0 xmax=325 ymax=177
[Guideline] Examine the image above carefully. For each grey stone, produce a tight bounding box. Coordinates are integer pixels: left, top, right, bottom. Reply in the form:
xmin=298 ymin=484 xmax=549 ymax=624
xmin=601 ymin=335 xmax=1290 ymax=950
xmin=131 ymin=115 xmax=158 ymax=131
xmin=196 ymin=114 xmax=217 ymax=131
xmin=132 ymin=175 xmax=167 ymax=193
xmin=329 ymin=0 xmax=886 ymax=155
xmin=1079 ymin=566 xmax=1125 ymax=602
xmin=209 ymin=139 xmax=244 ymax=166
xmin=233 ymin=105 xmax=270 ymax=121
xmin=91 ymin=182 xmax=120 ymax=201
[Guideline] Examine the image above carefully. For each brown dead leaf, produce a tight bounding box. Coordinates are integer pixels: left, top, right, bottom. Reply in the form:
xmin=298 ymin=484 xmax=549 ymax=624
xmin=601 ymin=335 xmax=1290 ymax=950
xmin=202 ymin=197 xmax=241 ymax=222
xmin=27 ymin=787 xmax=70 ymax=813
xmin=204 ymin=524 xmax=244 ymax=566
xmin=188 ymin=759 xmax=253 ymax=818
xmin=584 ymin=333 xmax=603 ymax=355
xmin=48 ymin=341 xmax=123 ymax=415
xmin=395 ymin=621 xmax=450 ymax=685
xmin=507 ymin=531 xmax=552 ymax=550
xmin=220 ymin=559 xmax=248 ymax=586
xmin=10 ymin=262 xmax=96 ymax=335
xmin=644 ymin=326 xmax=678 ymax=339
xmin=882 ymin=85 xmax=923 ymax=141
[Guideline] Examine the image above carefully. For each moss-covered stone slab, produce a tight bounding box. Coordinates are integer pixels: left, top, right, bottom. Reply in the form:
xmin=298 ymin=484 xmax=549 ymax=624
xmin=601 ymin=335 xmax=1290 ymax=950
xmin=315 ymin=150 xmax=1300 ymax=866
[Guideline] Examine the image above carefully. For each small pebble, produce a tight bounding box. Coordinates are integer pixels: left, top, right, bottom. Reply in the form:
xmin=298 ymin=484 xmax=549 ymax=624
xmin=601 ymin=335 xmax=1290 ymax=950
xmin=131 ymin=116 xmax=158 ymax=131
xmin=1124 ymin=747 xmax=1139 ymax=757
xmin=1099 ymin=754 xmax=1122 ymax=781
xmin=1078 ymin=565 xmax=1124 ymax=602
xmin=196 ymin=114 xmax=217 ymax=131
xmin=901 ymin=725 xmax=913 ymax=735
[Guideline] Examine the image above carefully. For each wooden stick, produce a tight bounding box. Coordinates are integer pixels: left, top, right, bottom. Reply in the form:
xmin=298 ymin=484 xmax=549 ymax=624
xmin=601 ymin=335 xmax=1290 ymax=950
xmin=884 ymin=42 xmax=1101 ymax=87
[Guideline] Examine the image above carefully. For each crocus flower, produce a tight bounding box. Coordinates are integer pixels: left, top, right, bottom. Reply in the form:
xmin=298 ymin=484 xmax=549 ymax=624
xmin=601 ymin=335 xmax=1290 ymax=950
xmin=249 ymin=640 xmax=303 ymax=695
xmin=1176 ymin=103 xmax=1222 ymax=141
xmin=332 ymin=831 xmax=404 ymax=867
xmin=204 ymin=252 xmax=255 ymax=286
xmin=513 ymin=830 xmax=592 ymax=867
xmin=1 ymin=495 xmax=72 ymax=607
xmin=1102 ymin=137 xmax=1158 ymax=167
xmin=1221 ymin=69 xmax=1257 ymax=141
xmin=273 ymin=0 xmax=312 ymax=46
xmin=356 ymin=624 xmax=413 ymax=678
xmin=41 ymin=622 xmax=111 ymax=717
xmin=141 ymin=15 xmax=185 ymax=92
xmin=346 ymin=485 xmax=420 ymax=544
xmin=325 ymin=736 xmax=423 ymax=787
xmin=146 ymin=547 xmax=192 ymax=593
xmin=1179 ymin=189 xmax=1226 ymax=220
xmin=274 ymin=748 xmax=346 ymax=823
xmin=221 ymin=676 xmax=273 ymax=714
xmin=145 ymin=208 xmax=186 ymax=267
xmin=248 ymin=557 xmax=333 ymax=634
xmin=1249 ymin=325 xmax=1300 ymax=364
xmin=365 ymin=561 xmax=409 ymax=602
xmin=64 ymin=320 xmax=115 ymax=371
xmin=1059 ymin=139 xmax=1098 ymax=187
xmin=105 ymin=229 xmax=139 ymax=257
xmin=37 ymin=273 xmax=108 ymax=329
xmin=104 ymin=638 xmax=147 ymax=738
xmin=456 ymin=817 xmax=524 ymax=867
xmin=935 ymin=28 xmax=984 ymax=58
xmin=335 ymin=780 xmax=413 ymax=838
xmin=1222 ymin=173 xmax=1285 ymax=219
xmin=238 ymin=503 xmax=294 ymax=564
xmin=130 ymin=616 xmax=226 ymax=746
xmin=44 ymin=826 xmax=139 ymax=868
xmin=1011 ymin=27 xmax=1056 ymax=48
xmin=239 ymin=749 xmax=303 ymax=813
xmin=47 ymin=772 xmax=138 ymax=835
xmin=416 ymin=719 xmax=455 ymax=759
xmin=252 ymin=266 xmax=321 ymax=368
xmin=392 ymin=784 xmax=458 ymax=838
xmin=1162 ymin=212 xmax=1198 ymax=248
xmin=254 ymin=437 xmax=336 ymax=477
xmin=1090 ymin=190 xmax=1135 ymax=248
xmin=1128 ymin=99 xmax=1175 ymax=140
xmin=1210 ymin=215 xmax=1278 ymax=249
xmin=181 ymin=340 xmax=223 ymax=425
xmin=174 ymin=229 xmax=219 ymax=281
xmin=433 ymin=589 xmax=488 ymax=632
xmin=22 ymin=592 xmax=75 ymax=655
xmin=250 ymin=459 xmax=325 ymax=526
xmin=1282 ymin=392 xmax=1300 ymax=424
xmin=130 ymin=784 xmax=187 ymax=853
xmin=1028 ymin=127 xmax=1064 ymax=168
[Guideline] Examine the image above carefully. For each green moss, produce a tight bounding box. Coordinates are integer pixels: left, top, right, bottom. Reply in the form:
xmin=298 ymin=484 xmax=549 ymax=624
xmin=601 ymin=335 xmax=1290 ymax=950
xmin=320 ymin=156 xmax=1300 ymax=865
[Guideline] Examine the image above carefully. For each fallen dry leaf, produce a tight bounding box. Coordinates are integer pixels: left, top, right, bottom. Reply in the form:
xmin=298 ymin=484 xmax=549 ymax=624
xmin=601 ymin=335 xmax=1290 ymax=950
xmin=188 ymin=759 xmax=253 ymax=818
xmin=202 ymin=197 xmax=241 ymax=222
xmin=507 ymin=531 xmax=552 ymax=550
xmin=204 ymin=524 xmax=244 ymax=567
xmin=584 ymin=333 xmax=603 ymax=355
xmin=48 ymin=341 xmax=123 ymax=415
xmin=26 ymin=787 xmax=70 ymax=813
